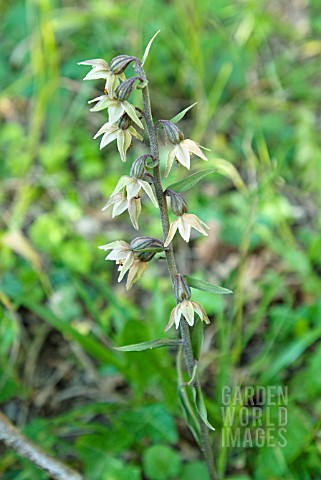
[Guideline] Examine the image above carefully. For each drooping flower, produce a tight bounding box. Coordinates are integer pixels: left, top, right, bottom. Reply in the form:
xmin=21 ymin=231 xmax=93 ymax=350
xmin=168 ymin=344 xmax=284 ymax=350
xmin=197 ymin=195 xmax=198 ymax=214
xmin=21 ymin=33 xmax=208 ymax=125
xmin=78 ymin=59 xmax=125 ymax=97
xmin=98 ymin=241 xmax=148 ymax=289
xmin=98 ymin=241 xmax=134 ymax=282
xmin=164 ymin=213 xmax=209 ymax=247
xmin=111 ymin=176 xmax=158 ymax=208
xmin=101 ymin=176 xmax=158 ymax=230
xmin=89 ymin=95 xmax=143 ymax=129
xmin=165 ymin=300 xmax=210 ymax=331
xmin=101 ymin=192 xmax=142 ymax=230
xmin=165 ymin=139 xmax=208 ymax=177
xmin=93 ymin=122 xmax=142 ymax=162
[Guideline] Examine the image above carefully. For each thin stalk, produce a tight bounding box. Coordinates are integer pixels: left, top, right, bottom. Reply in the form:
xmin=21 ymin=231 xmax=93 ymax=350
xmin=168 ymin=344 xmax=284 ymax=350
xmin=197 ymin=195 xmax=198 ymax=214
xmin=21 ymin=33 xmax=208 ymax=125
xmin=0 ymin=412 xmax=83 ymax=480
xmin=135 ymin=62 xmax=218 ymax=480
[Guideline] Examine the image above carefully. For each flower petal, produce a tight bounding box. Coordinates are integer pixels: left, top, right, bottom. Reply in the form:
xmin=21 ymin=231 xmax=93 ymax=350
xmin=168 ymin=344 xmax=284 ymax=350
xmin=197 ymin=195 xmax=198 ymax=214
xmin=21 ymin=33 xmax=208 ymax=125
xmin=78 ymin=59 xmax=109 ymax=69
xmin=112 ymin=199 xmax=128 ymax=217
xmin=164 ymin=147 xmax=176 ymax=178
xmin=89 ymin=96 xmax=112 ymax=111
xmin=106 ymin=250 xmax=128 ymax=261
xmin=100 ymin=130 xmax=119 ymax=149
xmin=174 ymin=305 xmax=182 ymax=329
xmin=129 ymin=126 xmax=143 ymax=141
xmin=184 ymin=214 xmax=209 ymax=236
xmin=180 ymin=300 xmax=194 ymax=326
xmin=164 ymin=218 xmax=179 ymax=247
xmin=177 ymin=216 xmax=191 ymax=242
xmin=165 ymin=306 xmax=176 ymax=331
xmin=107 ymin=101 xmax=124 ymax=124
xmin=117 ymin=129 xmax=132 ymax=162
xmin=106 ymin=75 xmax=120 ymax=97
xmin=128 ymin=198 xmax=141 ymax=230
xmin=118 ymin=252 xmax=135 ymax=282
xmin=139 ymin=180 xmax=158 ymax=207
xmin=123 ymin=102 xmax=144 ymax=129
xmin=183 ymin=139 xmax=208 ymax=161
xmin=111 ymin=176 xmax=131 ymax=196
xmin=176 ymin=144 xmax=190 ymax=169
xmin=83 ymin=68 xmax=110 ymax=81
xmin=93 ymin=122 xmax=116 ymax=139
xmin=126 ymin=259 xmax=147 ymax=289
xmin=98 ymin=241 xmax=129 ymax=251
xmin=101 ymin=194 xmax=120 ymax=211
xmin=126 ymin=179 xmax=141 ymax=200
xmin=192 ymin=301 xmax=210 ymax=324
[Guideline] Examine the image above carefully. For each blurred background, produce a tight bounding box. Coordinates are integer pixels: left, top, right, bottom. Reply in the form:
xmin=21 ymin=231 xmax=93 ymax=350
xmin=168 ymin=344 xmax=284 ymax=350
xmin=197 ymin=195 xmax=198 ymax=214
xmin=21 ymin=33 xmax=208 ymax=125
xmin=1 ymin=0 xmax=321 ymax=478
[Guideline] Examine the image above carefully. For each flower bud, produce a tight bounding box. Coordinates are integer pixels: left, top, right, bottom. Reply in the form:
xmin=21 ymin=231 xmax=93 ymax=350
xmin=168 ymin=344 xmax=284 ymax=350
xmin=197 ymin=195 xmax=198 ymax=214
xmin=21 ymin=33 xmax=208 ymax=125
xmin=174 ymin=274 xmax=191 ymax=302
xmin=130 ymin=236 xmax=164 ymax=252
xmin=117 ymin=113 xmax=132 ymax=130
xmin=166 ymin=189 xmax=188 ymax=216
xmin=110 ymin=55 xmax=136 ymax=74
xmin=159 ymin=120 xmax=184 ymax=145
xmin=130 ymin=156 xmax=146 ymax=179
xmin=115 ymin=77 xmax=139 ymax=102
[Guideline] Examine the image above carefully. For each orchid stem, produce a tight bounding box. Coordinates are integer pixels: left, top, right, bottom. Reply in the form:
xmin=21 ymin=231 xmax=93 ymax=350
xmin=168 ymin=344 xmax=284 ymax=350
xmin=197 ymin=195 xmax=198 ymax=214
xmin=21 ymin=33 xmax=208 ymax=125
xmin=134 ymin=61 xmax=218 ymax=480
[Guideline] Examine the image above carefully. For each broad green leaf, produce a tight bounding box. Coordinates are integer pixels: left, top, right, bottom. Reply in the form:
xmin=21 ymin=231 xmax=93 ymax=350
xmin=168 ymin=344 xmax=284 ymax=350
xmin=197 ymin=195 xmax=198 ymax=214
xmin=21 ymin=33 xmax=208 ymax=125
xmin=192 ymin=385 xmax=215 ymax=431
xmin=143 ymin=445 xmax=181 ymax=480
xmin=191 ymin=318 xmax=204 ymax=361
xmin=117 ymin=404 xmax=178 ymax=444
xmin=114 ymin=338 xmax=182 ymax=352
xmin=141 ymin=30 xmax=161 ymax=66
xmin=166 ymin=169 xmax=216 ymax=193
xmin=170 ymin=102 xmax=198 ymax=123
xmin=185 ymin=276 xmax=233 ymax=294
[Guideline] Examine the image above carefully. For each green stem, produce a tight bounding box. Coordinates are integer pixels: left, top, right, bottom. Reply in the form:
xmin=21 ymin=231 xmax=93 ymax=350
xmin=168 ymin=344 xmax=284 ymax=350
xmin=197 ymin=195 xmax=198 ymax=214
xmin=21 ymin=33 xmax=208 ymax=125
xmin=135 ymin=62 xmax=218 ymax=480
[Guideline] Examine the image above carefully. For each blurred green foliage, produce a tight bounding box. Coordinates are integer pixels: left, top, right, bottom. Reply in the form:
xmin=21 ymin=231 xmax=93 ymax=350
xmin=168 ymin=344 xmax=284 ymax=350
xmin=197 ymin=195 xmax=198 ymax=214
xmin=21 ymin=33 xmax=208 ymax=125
xmin=1 ymin=0 xmax=321 ymax=478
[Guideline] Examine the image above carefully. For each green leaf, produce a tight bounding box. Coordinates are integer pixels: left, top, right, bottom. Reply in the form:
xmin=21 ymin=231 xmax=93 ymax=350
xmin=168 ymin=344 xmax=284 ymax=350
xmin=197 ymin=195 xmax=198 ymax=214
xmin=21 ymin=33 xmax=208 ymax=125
xmin=185 ymin=276 xmax=233 ymax=294
xmin=191 ymin=318 xmax=204 ymax=361
xmin=170 ymin=102 xmax=198 ymax=123
xmin=143 ymin=445 xmax=181 ymax=480
xmin=141 ymin=30 xmax=161 ymax=66
xmin=192 ymin=385 xmax=215 ymax=431
xmin=166 ymin=170 xmax=216 ymax=193
xmin=177 ymin=350 xmax=200 ymax=443
xmin=114 ymin=338 xmax=182 ymax=352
